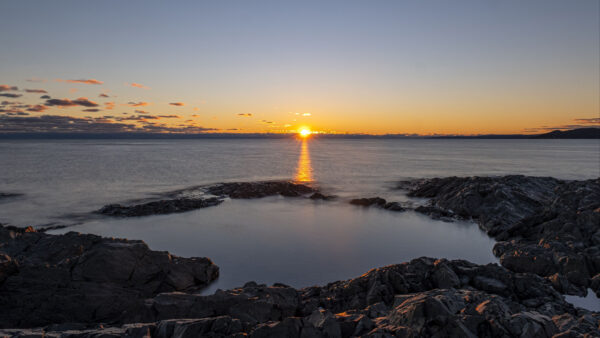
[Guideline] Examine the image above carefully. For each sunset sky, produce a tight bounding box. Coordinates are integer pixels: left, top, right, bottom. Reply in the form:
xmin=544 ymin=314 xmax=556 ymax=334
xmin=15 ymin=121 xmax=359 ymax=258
xmin=1 ymin=0 xmax=598 ymax=135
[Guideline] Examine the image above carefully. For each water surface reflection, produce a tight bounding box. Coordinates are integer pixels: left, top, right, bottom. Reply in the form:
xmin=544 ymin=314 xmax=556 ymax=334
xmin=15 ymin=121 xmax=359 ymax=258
xmin=295 ymin=140 xmax=313 ymax=182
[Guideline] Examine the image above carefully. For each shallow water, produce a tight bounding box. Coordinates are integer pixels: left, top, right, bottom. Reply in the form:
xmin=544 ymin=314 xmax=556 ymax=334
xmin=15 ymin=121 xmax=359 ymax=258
xmin=1 ymin=138 xmax=599 ymax=308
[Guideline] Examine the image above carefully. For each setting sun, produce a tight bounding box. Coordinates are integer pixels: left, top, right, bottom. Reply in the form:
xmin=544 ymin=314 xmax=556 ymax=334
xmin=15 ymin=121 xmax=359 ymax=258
xmin=299 ymin=128 xmax=312 ymax=137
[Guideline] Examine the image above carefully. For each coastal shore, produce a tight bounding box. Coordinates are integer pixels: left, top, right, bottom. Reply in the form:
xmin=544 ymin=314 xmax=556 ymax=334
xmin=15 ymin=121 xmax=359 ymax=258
xmin=0 ymin=176 xmax=598 ymax=337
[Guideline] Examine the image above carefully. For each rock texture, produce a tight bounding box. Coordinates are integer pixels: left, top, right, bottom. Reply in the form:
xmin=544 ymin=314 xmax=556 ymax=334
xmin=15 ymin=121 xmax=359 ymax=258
xmin=349 ymin=197 xmax=405 ymax=212
xmin=2 ymin=257 xmax=598 ymax=337
xmin=0 ymin=225 xmax=218 ymax=329
xmin=401 ymin=175 xmax=600 ymax=297
xmin=206 ymin=181 xmax=316 ymax=199
xmin=98 ymin=181 xmax=316 ymax=217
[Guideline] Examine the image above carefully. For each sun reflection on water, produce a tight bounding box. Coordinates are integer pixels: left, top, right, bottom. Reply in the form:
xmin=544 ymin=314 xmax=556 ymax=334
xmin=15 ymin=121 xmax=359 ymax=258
xmin=294 ymin=139 xmax=313 ymax=182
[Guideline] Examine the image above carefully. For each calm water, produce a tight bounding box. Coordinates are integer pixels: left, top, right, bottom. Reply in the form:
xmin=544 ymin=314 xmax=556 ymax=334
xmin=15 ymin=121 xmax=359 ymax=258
xmin=1 ymin=139 xmax=599 ymax=303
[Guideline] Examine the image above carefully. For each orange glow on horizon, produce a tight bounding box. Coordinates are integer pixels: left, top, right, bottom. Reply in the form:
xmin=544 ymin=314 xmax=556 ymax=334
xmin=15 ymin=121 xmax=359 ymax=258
xmin=299 ymin=127 xmax=312 ymax=137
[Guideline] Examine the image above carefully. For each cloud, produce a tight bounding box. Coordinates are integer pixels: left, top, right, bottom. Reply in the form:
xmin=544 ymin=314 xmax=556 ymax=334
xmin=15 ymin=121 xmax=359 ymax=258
xmin=128 ymin=83 xmax=150 ymax=89
xmin=26 ymin=105 xmax=48 ymax=112
xmin=157 ymin=115 xmax=180 ymax=118
xmin=25 ymin=89 xmax=48 ymax=93
xmin=57 ymin=79 xmax=103 ymax=85
xmin=45 ymin=97 xmax=99 ymax=107
xmin=104 ymin=102 xmax=115 ymax=110
xmin=99 ymin=93 xmax=110 ymax=98
xmin=116 ymin=115 xmax=160 ymax=121
xmin=0 ymin=115 xmax=137 ymax=133
xmin=302 ymin=113 xmax=311 ymax=116
xmin=135 ymin=110 xmax=150 ymax=114
xmin=40 ymin=95 xmax=51 ymax=99
xmin=261 ymin=120 xmax=273 ymax=124
xmin=574 ymin=118 xmax=600 ymax=124
xmin=0 ymin=93 xmax=22 ymax=98
xmin=0 ymin=85 xmax=18 ymax=92
xmin=237 ymin=113 xmax=252 ymax=117
xmin=82 ymin=108 xmax=101 ymax=112
xmin=127 ymin=101 xmax=149 ymax=107
xmin=169 ymin=102 xmax=184 ymax=106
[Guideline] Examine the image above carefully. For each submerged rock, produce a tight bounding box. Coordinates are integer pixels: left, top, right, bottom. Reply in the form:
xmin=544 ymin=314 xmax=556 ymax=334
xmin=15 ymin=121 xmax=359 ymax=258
xmin=0 ymin=225 xmax=218 ymax=329
xmin=2 ymin=257 xmax=597 ymax=337
xmin=402 ymin=175 xmax=600 ymax=297
xmin=0 ymin=193 xmax=21 ymax=200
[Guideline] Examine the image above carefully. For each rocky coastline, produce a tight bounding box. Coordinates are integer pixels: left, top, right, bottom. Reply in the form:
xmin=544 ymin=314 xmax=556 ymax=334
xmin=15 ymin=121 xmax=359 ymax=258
xmin=0 ymin=176 xmax=599 ymax=337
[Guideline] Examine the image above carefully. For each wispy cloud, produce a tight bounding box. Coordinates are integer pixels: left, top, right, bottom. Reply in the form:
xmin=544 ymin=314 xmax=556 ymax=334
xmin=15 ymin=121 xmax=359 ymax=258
xmin=26 ymin=105 xmax=48 ymax=112
xmin=99 ymin=93 xmax=110 ymax=98
xmin=82 ymin=108 xmax=101 ymax=112
xmin=25 ymin=89 xmax=48 ymax=93
xmin=0 ymin=93 xmax=22 ymax=98
xmin=0 ymin=85 xmax=18 ymax=92
xmin=45 ymin=97 xmax=99 ymax=107
xmin=26 ymin=78 xmax=46 ymax=83
xmin=157 ymin=115 xmax=180 ymax=118
xmin=169 ymin=102 xmax=184 ymax=106
xmin=135 ymin=110 xmax=150 ymax=114
xmin=127 ymin=101 xmax=149 ymax=107
xmin=237 ymin=113 xmax=252 ymax=117
xmin=57 ymin=79 xmax=103 ymax=85
xmin=127 ymin=82 xmax=150 ymax=89
xmin=574 ymin=118 xmax=600 ymax=124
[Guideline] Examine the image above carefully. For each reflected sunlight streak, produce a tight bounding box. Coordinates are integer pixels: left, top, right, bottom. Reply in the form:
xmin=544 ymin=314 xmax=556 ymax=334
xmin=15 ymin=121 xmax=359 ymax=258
xmin=294 ymin=139 xmax=313 ymax=182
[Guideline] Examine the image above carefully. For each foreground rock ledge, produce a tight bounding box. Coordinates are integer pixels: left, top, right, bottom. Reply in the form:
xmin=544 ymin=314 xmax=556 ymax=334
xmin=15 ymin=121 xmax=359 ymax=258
xmin=400 ymin=175 xmax=600 ymax=297
xmin=1 ymin=257 xmax=598 ymax=337
xmin=0 ymin=225 xmax=219 ymax=329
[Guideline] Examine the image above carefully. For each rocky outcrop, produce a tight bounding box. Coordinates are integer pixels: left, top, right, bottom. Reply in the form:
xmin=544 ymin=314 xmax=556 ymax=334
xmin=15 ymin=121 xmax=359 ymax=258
xmin=0 ymin=225 xmax=218 ymax=329
xmin=206 ymin=181 xmax=316 ymax=199
xmin=350 ymin=197 xmax=405 ymax=212
xmin=97 ymin=181 xmax=316 ymax=217
xmin=2 ymin=257 xmax=597 ymax=337
xmin=97 ymin=197 xmax=223 ymax=217
xmin=401 ymin=175 xmax=600 ymax=297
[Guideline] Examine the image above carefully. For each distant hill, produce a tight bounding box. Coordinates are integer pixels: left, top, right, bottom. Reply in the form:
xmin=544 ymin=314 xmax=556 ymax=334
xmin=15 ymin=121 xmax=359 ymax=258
xmin=533 ymin=128 xmax=600 ymax=139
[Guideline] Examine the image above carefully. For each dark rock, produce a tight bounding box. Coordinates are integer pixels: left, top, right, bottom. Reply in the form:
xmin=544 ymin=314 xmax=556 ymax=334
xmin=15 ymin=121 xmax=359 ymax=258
xmin=1 ymin=257 xmax=598 ymax=337
xmin=207 ymin=181 xmax=315 ymax=199
xmin=349 ymin=197 xmax=387 ymax=207
xmin=97 ymin=197 xmax=223 ymax=217
xmin=0 ymin=193 xmax=21 ymax=200
xmin=402 ymin=175 xmax=600 ymax=295
xmin=383 ymin=202 xmax=405 ymax=212
xmin=0 ymin=225 xmax=218 ymax=328
xmin=309 ymin=192 xmax=336 ymax=200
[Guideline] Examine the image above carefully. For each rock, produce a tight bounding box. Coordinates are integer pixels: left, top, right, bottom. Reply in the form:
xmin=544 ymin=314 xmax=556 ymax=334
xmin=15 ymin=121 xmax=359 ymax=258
xmin=97 ymin=197 xmax=223 ymax=217
xmin=0 ymin=193 xmax=21 ymax=200
xmin=309 ymin=192 xmax=336 ymax=200
xmin=1 ymin=256 xmax=598 ymax=336
xmin=0 ymin=225 xmax=218 ymax=328
xmin=402 ymin=176 xmax=600 ymax=294
xmin=207 ymin=181 xmax=315 ymax=199
xmin=383 ymin=202 xmax=405 ymax=212
xmin=349 ymin=197 xmax=386 ymax=207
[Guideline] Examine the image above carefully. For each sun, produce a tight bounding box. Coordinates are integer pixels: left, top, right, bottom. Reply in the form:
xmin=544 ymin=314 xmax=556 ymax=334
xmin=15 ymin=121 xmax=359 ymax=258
xmin=299 ymin=128 xmax=312 ymax=137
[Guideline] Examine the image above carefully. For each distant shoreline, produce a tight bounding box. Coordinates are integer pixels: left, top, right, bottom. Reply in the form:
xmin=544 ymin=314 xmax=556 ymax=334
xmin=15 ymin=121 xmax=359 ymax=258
xmin=0 ymin=127 xmax=598 ymax=140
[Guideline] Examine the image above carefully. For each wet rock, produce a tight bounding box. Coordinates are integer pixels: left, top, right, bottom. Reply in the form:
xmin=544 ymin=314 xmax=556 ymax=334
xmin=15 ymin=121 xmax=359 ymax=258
xmin=2 ymin=256 xmax=598 ymax=336
xmin=97 ymin=197 xmax=223 ymax=217
xmin=309 ymin=192 xmax=336 ymax=200
xmin=349 ymin=197 xmax=386 ymax=207
xmin=403 ymin=175 xmax=600 ymax=295
xmin=0 ymin=225 xmax=218 ymax=328
xmin=207 ymin=181 xmax=315 ymax=199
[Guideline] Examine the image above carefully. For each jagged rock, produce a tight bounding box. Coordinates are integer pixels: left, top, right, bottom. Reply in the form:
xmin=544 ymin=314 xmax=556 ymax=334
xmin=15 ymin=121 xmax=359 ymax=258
xmin=349 ymin=197 xmax=387 ymax=207
xmin=0 ymin=225 xmax=218 ymax=329
xmin=402 ymin=175 xmax=600 ymax=295
xmin=309 ymin=192 xmax=336 ymax=200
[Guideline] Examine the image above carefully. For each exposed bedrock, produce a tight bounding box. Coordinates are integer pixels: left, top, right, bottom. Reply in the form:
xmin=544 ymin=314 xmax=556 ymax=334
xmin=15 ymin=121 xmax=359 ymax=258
xmin=2 ymin=257 xmax=597 ymax=337
xmin=401 ymin=175 xmax=600 ymax=297
xmin=97 ymin=181 xmax=317 ymax=217
xmin=0 ymin=225 xmax=218 ymax=329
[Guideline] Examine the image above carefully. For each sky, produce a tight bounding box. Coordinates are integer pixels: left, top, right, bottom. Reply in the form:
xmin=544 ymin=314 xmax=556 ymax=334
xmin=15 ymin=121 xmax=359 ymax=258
xmin=0 ymin=0 xmax=598 ymax=135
